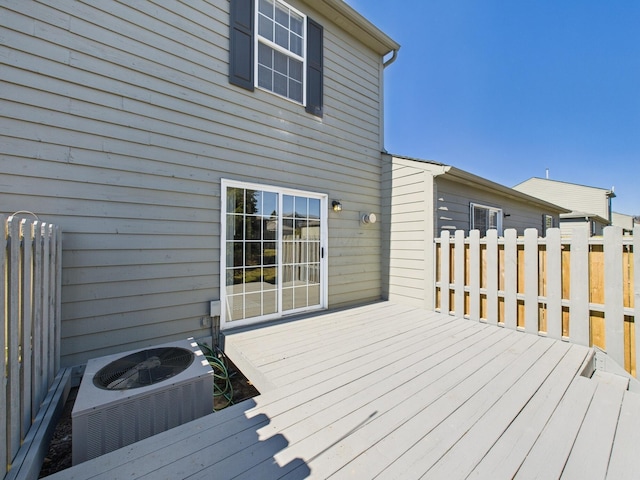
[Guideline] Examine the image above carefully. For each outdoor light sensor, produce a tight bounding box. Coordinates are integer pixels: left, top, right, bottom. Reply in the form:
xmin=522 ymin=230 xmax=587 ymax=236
xmin=332 ymin=200 xmax=342 ymax=212
xmin=361 ymin=213 xmax=377 ymax=224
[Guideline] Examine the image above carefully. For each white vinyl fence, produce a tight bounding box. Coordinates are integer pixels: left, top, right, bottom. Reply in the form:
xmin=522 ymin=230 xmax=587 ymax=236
xmin=435 ymin=225 xmax=640 ymax=376
xmin=2 ymin=215 xmax=62 ymax=478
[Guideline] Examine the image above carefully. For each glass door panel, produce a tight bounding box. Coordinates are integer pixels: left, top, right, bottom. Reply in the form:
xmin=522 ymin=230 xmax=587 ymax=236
xmin=222 ymin=182 xmax=325 ymax=326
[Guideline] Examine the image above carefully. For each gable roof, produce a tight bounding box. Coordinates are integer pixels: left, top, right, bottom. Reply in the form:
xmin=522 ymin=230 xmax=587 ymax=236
xmin=301 ymin=0 xmax=400 ymax=56
xmin=514 ymin=177 xmax=616 ymax=197
xmin=513 ymin=177 xmax=615 ymax=221
xmin=390 ymin=154 xmax=571 ymax=214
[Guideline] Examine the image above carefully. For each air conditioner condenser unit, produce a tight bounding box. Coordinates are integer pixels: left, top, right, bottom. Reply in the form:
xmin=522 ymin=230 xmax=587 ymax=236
xmin=72 ymin=338 xmax=214 ymax=465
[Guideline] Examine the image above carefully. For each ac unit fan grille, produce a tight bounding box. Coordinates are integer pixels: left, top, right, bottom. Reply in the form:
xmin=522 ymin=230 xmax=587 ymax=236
xmin=93 ymin=347 xmax=195 ymax=390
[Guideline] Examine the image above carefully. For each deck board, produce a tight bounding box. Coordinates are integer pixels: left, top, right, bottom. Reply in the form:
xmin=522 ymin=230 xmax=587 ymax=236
xmin=607 ymin=390 xmax=640 ymax=479
xmin=467 ymin=344 xmax=590 ymax=479
xmin=44 ymin=302 xmax=640 ymax=480
xmin=561 ymin=377 xmax=625 ymax=479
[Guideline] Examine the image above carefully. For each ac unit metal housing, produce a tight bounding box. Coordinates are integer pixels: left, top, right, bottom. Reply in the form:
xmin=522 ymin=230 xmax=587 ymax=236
xmin=72 ymin=338 xmax=214 ymax=465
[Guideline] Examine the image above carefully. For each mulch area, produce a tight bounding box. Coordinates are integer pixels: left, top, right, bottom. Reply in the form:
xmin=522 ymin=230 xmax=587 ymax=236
xmin=38 ymin=358 xmax=259 ymax=478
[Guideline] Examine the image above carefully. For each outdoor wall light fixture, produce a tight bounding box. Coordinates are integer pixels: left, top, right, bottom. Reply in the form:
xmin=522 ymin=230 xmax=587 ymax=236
xmin=332 ymin=200 xmax=342 ymax=212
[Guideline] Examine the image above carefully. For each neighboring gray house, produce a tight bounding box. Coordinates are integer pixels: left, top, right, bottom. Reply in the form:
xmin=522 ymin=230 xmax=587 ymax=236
xmin=382 ymin=154 xmax=569 ymax=310
xmin=0 ymin=0 xmax=399 ymax=366
xmin=513 ymin=177 xmax=616 ymax=236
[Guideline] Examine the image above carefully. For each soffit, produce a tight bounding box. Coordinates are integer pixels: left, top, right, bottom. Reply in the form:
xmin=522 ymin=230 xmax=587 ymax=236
xmin=300 ymin=0 xmax=400 ymax=56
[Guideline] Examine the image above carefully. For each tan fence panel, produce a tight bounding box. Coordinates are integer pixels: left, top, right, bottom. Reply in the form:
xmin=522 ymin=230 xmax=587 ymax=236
xmin=435 ymin=226 xmax=638 ymax=377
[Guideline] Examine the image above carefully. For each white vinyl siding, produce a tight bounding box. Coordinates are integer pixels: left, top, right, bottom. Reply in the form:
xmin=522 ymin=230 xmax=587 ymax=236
xmin=1 ymin=0 xmax=386 ymax=366
xmin=383 ymin=155 xmax=566 ymax=311
xmin=514 ymin=178 xmax=612 ymax=222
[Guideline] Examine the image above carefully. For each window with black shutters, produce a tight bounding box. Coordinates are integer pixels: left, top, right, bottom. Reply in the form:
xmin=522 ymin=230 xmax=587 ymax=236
xmin=229 ymin=0 xmax=323 ymax=117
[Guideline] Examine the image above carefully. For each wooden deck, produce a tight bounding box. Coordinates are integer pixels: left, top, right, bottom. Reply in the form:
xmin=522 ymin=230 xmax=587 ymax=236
xmin=45 ymin=302 xmax=640 ymax=479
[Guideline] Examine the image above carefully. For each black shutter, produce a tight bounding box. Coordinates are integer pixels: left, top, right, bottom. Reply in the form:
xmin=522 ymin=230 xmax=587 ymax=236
xmin=306 ymin=18 xmax=323 ymax=117
xmin=229 ymin=0 xmax=254 ymax=90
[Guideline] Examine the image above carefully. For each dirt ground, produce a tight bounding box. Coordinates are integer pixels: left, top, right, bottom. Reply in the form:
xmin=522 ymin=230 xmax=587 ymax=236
xmin=38 ymin=357 xmax=259 ymax=478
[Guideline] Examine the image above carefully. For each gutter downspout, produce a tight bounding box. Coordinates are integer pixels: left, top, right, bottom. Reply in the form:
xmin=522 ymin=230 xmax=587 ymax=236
xmin=383 ymin=49 xmax=398 ymax=68
xmin=379 ymin=48 xmax=398 ymax=150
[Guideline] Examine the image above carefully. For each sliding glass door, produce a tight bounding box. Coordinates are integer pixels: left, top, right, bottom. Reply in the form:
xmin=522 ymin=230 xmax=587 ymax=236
xmin=221 ymin=180 xmax=327 ymax=328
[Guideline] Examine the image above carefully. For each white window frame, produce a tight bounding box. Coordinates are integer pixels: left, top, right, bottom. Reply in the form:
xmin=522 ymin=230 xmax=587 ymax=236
xmin=543 ymin=214 xmax=555 ymax=235
xmin=255 ymin=0 xmax=307 ymax=105
xmin=220 ymin=179 xmax=328 ymax=330
xmin=470 ymin=202 xmax=503 ymax=235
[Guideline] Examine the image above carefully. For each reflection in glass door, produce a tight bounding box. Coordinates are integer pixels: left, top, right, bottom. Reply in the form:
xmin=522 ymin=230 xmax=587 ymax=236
xmin=282 ymin=194 xmax=322 ymax=312
xmin=221 ymin=180 xmax=326 ymax=327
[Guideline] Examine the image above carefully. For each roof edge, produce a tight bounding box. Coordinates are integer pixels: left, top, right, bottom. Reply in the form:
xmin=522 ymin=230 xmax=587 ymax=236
xmin=301 ymin=0 xmax=400 ymax=56
xmin=514 ymin=177 xmax=616 ymax=197
xmin=388 ymin=154 xmax=571 ymax=214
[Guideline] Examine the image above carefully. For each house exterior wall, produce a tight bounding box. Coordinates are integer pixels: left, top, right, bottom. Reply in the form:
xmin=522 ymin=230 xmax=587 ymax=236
xmin=383 ymin=155 xmax=565 ymax=311
xmin=0 ymin=0 xmax=391 ymax=366
xmin=559 ymin=217 xmax=608 ymax=237
xmin=514 ymin=177 xmax=613 ymax=222
xmin=382 ymin=155 xmax=433 ymax=309
xmin=435 ymin=177 xmax=559 ymax=236
xmin=612 ymin=212 xmax=635 ymax=233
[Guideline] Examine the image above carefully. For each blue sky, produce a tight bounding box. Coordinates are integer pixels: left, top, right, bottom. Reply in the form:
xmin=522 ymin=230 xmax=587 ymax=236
xmin=345 ymin=1 xmax=640 ymax=215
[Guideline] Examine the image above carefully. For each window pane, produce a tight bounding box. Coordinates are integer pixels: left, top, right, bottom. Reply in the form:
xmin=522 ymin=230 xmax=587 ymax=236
xmin=227 ymin=214 xmax=244 ymax=240
xmin=227 ymin=187 xmax=244 ymax=213
xmin=258 ymin=65 xmax=272 ymax=90
xmin=290 ymin=13 xmax=303 ymax=35
xmin=226 ymin=295 xmax=243 ymax=321
xmin=263 ymin=290 xmax=277 ymax=315
xmin=262 ymin=191 xmax=277 ymax=217
xmin=290 ymin=33 xmax=302 ymax=56
xmin=295 ymin=219 xmax=308 ymax=239
xmin=308 ymin=284 xmax=320 ymax=305
xmin=489 ymin=211 xmax=498 ymax=229
xmin=245 ymin=268 xmax=263 ymax=290
xmin=275 ymin=24 xmax=289 ymax=49
xmin=258 ymin=15 xmax=273 ymax=41
xmin=274 ymin=50 xmax=288 ymax=75
xmin=274 ymin=72 xmax=287 ymax=96
xmin=275 ymin=2 xmax=289 ymax=27
xmin=259 ymin=0 xmax=273 ymax=18
xmin=263 ymin=242 xmax=277 ymax=265
xmin=245 ymin=216 xmax=262 ymax=240
xmin=289 ymin=79 xmax=302 ymax=103
xmin=295 ymin=196 xmax=308 ymax=217
xmin=282 ymin=264 xmax=294 ymax=284
xmin=245 ymin=190 xmax=258 ymax=214
xmin=308 ymin=242 xmax=320 ymax=262
xmin=309 ymin=198 xmax=320 ymax=218
xmin=309 ymin=263 xmax=320 ymax=283
xmin=294 ymin=286 xmax=308 ymax=309
xmin=282 ymin=287 xmax=294 ymax=311
xmin=245 ymin=242 xmax=262 ymax=266
xmin=227 ymin=268 xmax=244 ymax=287
xmin=227 ymin=242 xmax=244 ymax=267
xmin=290 ymin=58 xmax=302 ymax=81
xmin=283 ymin=195 xmax=294 ymax=217
xmin=258 ymin=42 xmax=272 ymax=68
xmin=245 ymin=293 xmax=262 ymax=319
xmin=263 ymin=266 xmax=277 ymax=287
